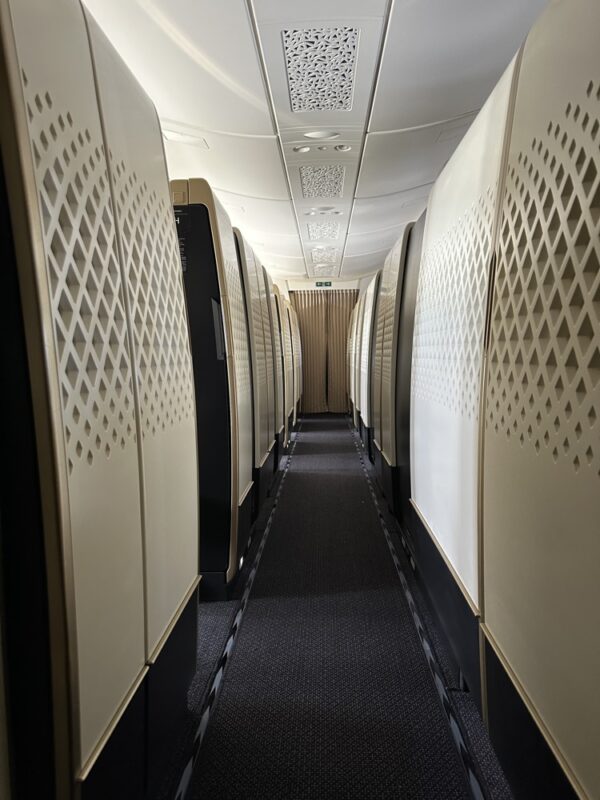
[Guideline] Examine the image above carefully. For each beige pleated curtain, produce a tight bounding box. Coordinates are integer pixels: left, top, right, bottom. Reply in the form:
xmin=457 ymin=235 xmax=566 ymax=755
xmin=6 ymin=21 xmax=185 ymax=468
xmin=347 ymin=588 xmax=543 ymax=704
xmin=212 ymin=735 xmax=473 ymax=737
xmin=290 ymin=290 xmax=358 ymax=413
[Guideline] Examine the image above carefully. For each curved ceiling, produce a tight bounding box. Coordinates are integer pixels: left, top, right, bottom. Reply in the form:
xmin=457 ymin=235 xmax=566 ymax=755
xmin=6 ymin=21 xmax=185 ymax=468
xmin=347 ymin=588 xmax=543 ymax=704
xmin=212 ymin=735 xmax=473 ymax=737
xmin=82 ymin=0 xmax=547 ymax=279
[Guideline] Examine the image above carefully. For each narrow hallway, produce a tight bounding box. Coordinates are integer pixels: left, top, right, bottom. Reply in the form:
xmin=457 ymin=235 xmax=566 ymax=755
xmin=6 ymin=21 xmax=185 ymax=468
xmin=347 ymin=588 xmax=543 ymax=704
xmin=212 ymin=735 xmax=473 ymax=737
xmin=188 ymin=417 xmax=492 ymax=799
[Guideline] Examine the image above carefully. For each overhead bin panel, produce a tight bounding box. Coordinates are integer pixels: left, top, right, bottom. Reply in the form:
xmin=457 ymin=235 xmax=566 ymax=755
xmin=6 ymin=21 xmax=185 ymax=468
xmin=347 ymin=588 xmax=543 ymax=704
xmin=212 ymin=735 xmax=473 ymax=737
xmin=483 ymin=0 xmax=600 ymax=795
xmin=410 ymin=56 xmax=519 ymax=609
xmin=86 ymin=14 xmax=198 ymax=660
xmin=172 ymin=178 xmax=253 ymax=588
xmin=234 ymin=229 xmax=270 ymax=468
xmin=359 ymin=275 xmax=380 ymax=428
xmin=3 ymin=0 xmax=146 ymax=769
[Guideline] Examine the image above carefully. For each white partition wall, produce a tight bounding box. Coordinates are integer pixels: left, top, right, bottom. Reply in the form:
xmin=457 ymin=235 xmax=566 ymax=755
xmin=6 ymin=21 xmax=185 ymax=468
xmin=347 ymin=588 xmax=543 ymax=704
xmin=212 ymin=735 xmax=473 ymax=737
xmin=265 ymin=269 xmax=285 ymax=439
xmin=288 ymin=304 xmax=302 ymax=419
xmin=4 ymin=0 xmax=147 ymax=769
xmin=235 ymin=230 xmax=270 ymax=469
xmin=348 ymin=304 xmax=358 ymax=409
xmin=371 ymin=273 xmax=385 ymax=445
xmin=410 ymin=57 xmax=519 ymax=609
xmin=483 ymin=0 xmax=600 ymax=795
xmin=354 ymin=293 xmax=366 ymax=415
xmin=358 ymin=272 xmax=380 ymax=429
xmin=86 ymin=16 xmax=198 ymax=661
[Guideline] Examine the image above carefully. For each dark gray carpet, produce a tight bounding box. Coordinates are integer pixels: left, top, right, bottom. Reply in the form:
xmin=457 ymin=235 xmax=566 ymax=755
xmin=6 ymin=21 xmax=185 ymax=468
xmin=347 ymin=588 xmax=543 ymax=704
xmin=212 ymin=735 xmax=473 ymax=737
xmin=188 ymin=415 xmax=476 ymax=799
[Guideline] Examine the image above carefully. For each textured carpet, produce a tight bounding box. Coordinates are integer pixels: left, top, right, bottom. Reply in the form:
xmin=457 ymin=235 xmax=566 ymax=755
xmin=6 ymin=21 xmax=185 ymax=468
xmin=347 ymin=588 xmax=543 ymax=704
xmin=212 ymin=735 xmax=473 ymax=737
xmin=188 ymin=415 xmax=478 ymax=799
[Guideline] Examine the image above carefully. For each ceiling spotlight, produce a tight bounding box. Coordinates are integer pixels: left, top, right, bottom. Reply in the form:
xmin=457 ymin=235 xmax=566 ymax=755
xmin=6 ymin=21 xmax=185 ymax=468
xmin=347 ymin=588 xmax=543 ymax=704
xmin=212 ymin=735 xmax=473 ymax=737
xmin=335 ymin=144 xmax=352 ymax=152
xmin=305 ymin=210 xmax=317 ymax=216
xmin=303 ymin=130 xmax=340 ymax=140
xmin=293 ymin=145 xmax=311 ymax=153
xmin=317 ymin=146 xmax=328 ymax=151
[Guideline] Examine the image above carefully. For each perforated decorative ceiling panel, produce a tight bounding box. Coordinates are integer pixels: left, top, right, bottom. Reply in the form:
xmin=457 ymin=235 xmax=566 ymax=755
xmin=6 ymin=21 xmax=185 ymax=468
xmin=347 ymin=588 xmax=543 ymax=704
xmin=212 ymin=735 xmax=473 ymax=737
xmin=300 ymin=165 xmax=346 ymax=199
xmin=311 ymin=246 xmax=339 ymax=264
xmin=308 ymin=221 xmax=341 ymax=241
xmin=282 ymin=26 xmax=359 ymax=112
xmin=482 ymin=3 xmax=600 ymax=792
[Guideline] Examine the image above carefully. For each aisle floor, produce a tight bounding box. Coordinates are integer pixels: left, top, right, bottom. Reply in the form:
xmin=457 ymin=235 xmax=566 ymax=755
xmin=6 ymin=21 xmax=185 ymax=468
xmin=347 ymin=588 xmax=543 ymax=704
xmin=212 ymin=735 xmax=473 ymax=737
xmin=183 ymin=415 xmax=509 ymax=800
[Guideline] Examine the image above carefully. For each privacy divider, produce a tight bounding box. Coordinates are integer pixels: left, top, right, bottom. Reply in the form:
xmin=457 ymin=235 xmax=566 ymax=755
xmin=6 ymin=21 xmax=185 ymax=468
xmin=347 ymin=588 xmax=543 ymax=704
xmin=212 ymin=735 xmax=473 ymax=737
xmin=482 ymin=0 xmax=600 ymax=795
xmin=353 ymin=292 xmax=366 ymax=426
xmin=234 ymin=228 xmax=275 ymax=513
xmin=358 ymin=272 xmax=381 ymax=458
xmin=264 ymin=268 xmax=285 ymax=466
xmin=410 ymin=55 xmax=519 ymax=612
xmin=257 ymin=260 xmax=276 ymax=455
xmin=1 ymin=0 xmax=199 ymax=794
xmin=171 ymin=178 xmax=253 ymax=595
xmin=347 ymin=302 xmax=359 ymax=422
xmin=288 ymin=303 xmax=303 ymax=425
xmin=274 ymin=285 xmax=294 ymax=445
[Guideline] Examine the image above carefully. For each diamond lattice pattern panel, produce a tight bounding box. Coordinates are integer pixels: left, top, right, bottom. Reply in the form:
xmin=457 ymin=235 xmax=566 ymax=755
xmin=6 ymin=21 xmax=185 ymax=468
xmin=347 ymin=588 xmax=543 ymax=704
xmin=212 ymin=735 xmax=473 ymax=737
xmin=282 ymin=27 xmax=359 ymax=113
xmin=359 ymin=273 xmax=379 ymax=428
xmin=412 ymin=191 xmax=494 ymax=421
xmin=115 ymin=162 xmax=195 ymax=439
xmin=487 ymin=81 xmax=600 ymax=476
xmin=28 ymin=84 xmax=137 ymax=473
xmin=259 ymin=265 xmax=275 ymax=446
xmin=266 ymin=271 xmax=285 ymax=435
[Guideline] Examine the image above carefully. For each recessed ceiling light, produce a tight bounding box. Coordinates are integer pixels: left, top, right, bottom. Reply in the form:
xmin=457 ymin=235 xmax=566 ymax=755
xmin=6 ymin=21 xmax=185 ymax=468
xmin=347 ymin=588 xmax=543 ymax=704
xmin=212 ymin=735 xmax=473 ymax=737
xmin=303 ymin=130 xmax=340 ymax=140
xmin=293 ymin=145 xmax=311 ymax=153
xmin=335 ymin=144 xmax=351 ymax=152
xmin=305 ymin=210 xmax=317 ymax=216
xmin=317 ymin=146 xmax=328 ymax=151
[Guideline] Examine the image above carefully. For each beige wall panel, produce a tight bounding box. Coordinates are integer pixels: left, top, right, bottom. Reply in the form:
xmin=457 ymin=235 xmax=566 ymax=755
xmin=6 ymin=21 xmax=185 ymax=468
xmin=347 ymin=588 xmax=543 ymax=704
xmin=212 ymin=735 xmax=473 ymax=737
xmin=275 ymin=286 xmax=294 ymax=421
xmin=87 ymin=17 xmax=198 ymax=656
xmin=411 ymin=58 xmax=518 ymax=608
xmin=381 ymin=230 xmax=412 ymax=464
xmin=264 ymin=269 xmax=285 ymax=436
xmin=354 ymin=293 xmax=366 ymax=413
xmin=483 ymin=1 xmax=600 ymax=795
xmin=257 ymin=259 xmax=275 ymax=450
xmin=359 ymin=272 xmax=380 ymax=429
xmin=235 ymin=230 xmax=270 ymax=466
xmin=6 ymin=0 xmax=145 ymax=767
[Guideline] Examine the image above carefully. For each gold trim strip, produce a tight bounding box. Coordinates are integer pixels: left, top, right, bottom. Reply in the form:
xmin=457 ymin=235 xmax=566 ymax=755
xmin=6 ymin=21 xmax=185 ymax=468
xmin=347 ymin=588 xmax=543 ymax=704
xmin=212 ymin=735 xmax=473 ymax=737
xmin=146 ymin=576 xmax=201 ymax=665
xmin=409 ymin=499 xmax=480 ymax=617
xmin=480 ymin=625 xmax=588 ymax=800
xmin=76 ymin=665 xmax=149 ymax=782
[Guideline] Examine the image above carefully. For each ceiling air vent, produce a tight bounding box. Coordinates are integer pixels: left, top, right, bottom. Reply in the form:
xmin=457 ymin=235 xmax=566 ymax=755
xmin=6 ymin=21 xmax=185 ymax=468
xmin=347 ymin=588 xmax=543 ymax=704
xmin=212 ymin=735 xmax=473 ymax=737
xmin=282 ymin=27 xmax=359 ymax=113
xmin=300 ymin=164 xmax=345 ymax=198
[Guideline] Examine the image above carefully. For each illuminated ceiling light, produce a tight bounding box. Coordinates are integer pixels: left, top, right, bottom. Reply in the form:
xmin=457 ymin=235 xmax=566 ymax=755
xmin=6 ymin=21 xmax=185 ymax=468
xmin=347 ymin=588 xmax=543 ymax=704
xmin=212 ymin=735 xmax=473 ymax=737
xmin=335 ymin=144 xmax=352 ymax=152
xmin=317 ymin=146 xmax=328 ymax=151
xmin=293 ymin=145 xmax=311 ymax=153
xmin=303 ymin=130 xmax=340 ymax=140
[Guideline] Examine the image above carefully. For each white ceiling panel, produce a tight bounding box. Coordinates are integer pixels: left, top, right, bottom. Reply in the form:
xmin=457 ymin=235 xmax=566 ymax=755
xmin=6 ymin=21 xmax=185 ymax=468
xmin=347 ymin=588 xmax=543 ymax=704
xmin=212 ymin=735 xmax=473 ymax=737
xmin=341 ymin=249 xmax=389 ymax=276
xmin=213 ymin=191 xmax=298 ymax=234
xmin=350 ymin=184 xmax=431 ymax=233
xmin=253 ymin=0 xmax=388 ymax=24
xmin=344 ymin=227 xmax=404 ymax=258
xmin=83 ymin=0 xmax=274 ymax=135
xmin=164 ymin=134 xmax=289 ymax=199
xmin=370 ymin=0 xmax=548 ymax=132
xmin=356 ymin=115 xmax=477 ymax=198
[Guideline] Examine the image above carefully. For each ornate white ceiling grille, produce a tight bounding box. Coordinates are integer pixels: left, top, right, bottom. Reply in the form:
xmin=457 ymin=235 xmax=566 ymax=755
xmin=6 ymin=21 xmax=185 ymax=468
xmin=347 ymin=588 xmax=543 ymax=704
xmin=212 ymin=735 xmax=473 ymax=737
xmin=311 ymin=246 xmax=339 ymax=265
xmin=308 ymin=221 xmax=340 ymax=240
xmin=313 ymin=263 xmax=337 ymax=276
xmin=282 ymin=27 xmax=359 ymax=112
xmin=300 ymin=164 xmax=345 ymax=198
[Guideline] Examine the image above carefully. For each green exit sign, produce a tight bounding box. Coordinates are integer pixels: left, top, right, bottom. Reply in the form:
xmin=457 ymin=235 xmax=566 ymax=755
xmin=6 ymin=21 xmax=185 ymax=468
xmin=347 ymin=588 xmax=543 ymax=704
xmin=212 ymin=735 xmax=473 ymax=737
xmin=316 ymin=281 xmax=332 ymax=287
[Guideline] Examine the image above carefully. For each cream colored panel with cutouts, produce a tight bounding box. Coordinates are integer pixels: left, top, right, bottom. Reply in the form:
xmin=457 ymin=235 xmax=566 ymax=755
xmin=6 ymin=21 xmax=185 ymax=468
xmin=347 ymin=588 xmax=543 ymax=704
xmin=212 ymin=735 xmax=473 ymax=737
xmin=86 ymin=16 xmax=198 ymax=657
xmin=212 ymin=199 xmax=254 ymax=503
xmin=354 ymin=293 xmax=366 ymax=413
xmin=276 ymin=288 xmax=294 ymax=419
xmin=8 ymin=0 xmax=145 ymax=768
xmin=265 ymin=270 xmax=284 ymax=436
xmin=290 ymin=306 xmax=302 ymax=408
xmin=372 ymin=252 xmax=392 ymax=448
xmin=411 ymin=57 xmax=518 ymax=608
xmin=359 ymin=273 xmax=380 ymax=429
xmin=483 ymin=1 xmax=600 ymax=795
xmin=257 ymin=259 xmax=275 ymax=450
xmin=381 ymin=230 xmax=412 ymax=465
xmin=348 ymin=304 xmax=357 ymax=405
xmin=347 ymin=305 xmax=355 ymax=405
xmin=235 ymin=231 xmax=269 ymax=467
